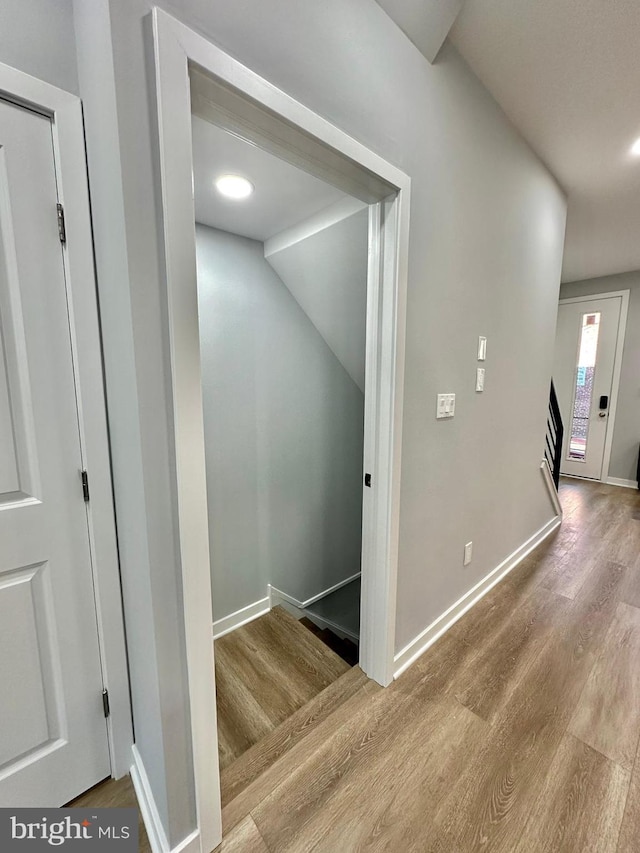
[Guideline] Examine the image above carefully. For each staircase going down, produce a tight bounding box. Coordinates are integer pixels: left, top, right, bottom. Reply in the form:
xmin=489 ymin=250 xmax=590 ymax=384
xmin=215 ymin=606 xmax=376 ymax=825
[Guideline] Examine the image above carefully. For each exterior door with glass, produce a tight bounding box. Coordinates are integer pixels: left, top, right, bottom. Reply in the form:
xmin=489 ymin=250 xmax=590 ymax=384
xmin=553 ymin=295 xmax=623 ymax=480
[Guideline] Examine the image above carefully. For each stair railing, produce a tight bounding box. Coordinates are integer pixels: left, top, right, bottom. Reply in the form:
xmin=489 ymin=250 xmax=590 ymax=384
xmin=545 ymin=380 xmax=564 ymax=489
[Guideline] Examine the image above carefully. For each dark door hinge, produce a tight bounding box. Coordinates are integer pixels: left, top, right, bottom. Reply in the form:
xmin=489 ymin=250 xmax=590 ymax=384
xmin=102 ymin=689 xmax=110 ymax=718
xmin=364 ymin=473 xmax=372 ymax=487
xmin=57 ymin=203 xmax=66 ymax=244
xmin=81 ymin=469 xmax=90 ymax=502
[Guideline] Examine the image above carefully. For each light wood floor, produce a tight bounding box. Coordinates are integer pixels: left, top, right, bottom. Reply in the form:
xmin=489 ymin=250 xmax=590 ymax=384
xmin=215 ymin=606 xmax=350 ymax=770
xmin=74 ymin=478 xmax=640 ymax=851
xmin=67 ymin=776 xmax=151 ymax=852
xmin=220 ymin=479 xmax=640 ymax=851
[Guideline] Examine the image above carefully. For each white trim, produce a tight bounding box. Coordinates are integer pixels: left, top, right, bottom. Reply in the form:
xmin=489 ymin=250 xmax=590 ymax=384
xmin=393 ymin=514 xmax=562 ymax=679
xmin=131 ymin=746 xmax=169 ymax=853
xmin=559 ymin=473 xmax=598 ymax=482
xmin=153 ymin=9 xmax=409 ymax=850
xmin=212 ymin=597 xmax=270 ymax=640
xmin=541 ymin=459 xmax=563 ymax=517
xmin=171 ymin=832 xmax=200 ymax=853
xmin=269 ymin=585 xmax=360 ymax=642
xmin=295 ymin=573 xmax=361 ymax=609
xmin=269 ymin=578 xmax=359 ymax=611
xmin=606 ymin=477 xmax=639 ymax=490
xmin=558 ymin=290 xmax=630 ymax=484
xmin=0 ymin=62 xmax=132 ymax=776
xmin=212 ymin=575 xmax=361 ymax=640
xmin=131 ymin=747 xmax=201 ymax=853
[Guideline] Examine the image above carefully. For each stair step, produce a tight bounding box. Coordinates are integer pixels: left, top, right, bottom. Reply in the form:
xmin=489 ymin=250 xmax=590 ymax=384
xmin=299 ymin=617 xmax=359 ymax=667
xmin=269 ymin=606 xmax=350 ymax=683
xmin=215 ymin=606 xmax=351 ymax=771
xmin=220 ymin=665 xmax=373 ymax=811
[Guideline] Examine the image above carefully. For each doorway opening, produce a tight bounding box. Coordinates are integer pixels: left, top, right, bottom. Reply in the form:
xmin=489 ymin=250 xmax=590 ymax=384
xmin=553 ymin=291 xmax=629 ymax=482
xmin=153 ymin=10 xmax=410 ymax=848
xmin=192 ymin=112 xmax=367 ymax=769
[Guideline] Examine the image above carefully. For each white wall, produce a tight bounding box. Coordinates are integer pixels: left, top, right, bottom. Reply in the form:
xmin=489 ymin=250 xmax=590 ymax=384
xmin=196 ymin=226 xmax=365 ymax=620
xmin=560 ymin=270 xmax=640 ymax=483
xmin=4 ymin=0 xmax=565 ymax=845
xmin=265 ymin=203 xmax=369 ymax=391
xmin=0 ymin=0 xmax=78 ymax=93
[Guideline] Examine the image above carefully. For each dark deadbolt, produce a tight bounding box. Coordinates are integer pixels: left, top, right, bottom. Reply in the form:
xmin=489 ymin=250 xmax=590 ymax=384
xmin=364 ymin=473 xmax=372 ymax=487
xmin=599 ymin=395 xmax=609 ymax=410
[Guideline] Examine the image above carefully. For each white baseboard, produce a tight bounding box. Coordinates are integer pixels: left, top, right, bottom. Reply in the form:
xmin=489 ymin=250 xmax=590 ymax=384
xmin=393 ymin=514 xmax=562 ymax=679
xmin=606 ymin=477 xmax=639 ymax=490
xmin=286 ymin=572 xmax=361 ymax=609
xmin=541 ymin=458 xmax=563 ymax=516
xmin=131 ymin=745 xmax=169 ymax=853
xmin=269 ymin=585 xmax=359 ymax=642
xmin=212 ymin=576 xmax=361 ymax=642
xmin=130 ymin=746 xmax=200 ymax=853
xmin=212 ymin=596 xmax=270 ymax=640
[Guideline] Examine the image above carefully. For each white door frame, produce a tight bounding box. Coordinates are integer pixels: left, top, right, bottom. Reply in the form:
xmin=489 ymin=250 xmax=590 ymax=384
xmin=558 ymin=290 xmax=629 ymax=483
xmin=0 ymin=61 xmax=133 ymax=778
xmin=152 ymin=7 xmax=410 ymax=851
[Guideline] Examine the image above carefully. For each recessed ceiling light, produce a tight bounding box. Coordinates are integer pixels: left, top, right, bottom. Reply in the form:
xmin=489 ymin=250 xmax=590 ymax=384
xmin=215 ymin=174 xmax=254 ymax=199
xmin=631 ymin=138 xmax=640 ymax=156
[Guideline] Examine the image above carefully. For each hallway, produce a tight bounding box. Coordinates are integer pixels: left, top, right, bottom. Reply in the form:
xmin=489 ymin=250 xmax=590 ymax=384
xmin=220 ymin=478 xmax=640 ymax=851
xmin=70 ymin=479 xmax=640 ymax=851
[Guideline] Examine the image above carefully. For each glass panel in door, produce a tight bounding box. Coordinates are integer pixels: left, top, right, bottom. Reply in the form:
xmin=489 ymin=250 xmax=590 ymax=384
xmin=567 ymin=312 xmax=600 ymax=461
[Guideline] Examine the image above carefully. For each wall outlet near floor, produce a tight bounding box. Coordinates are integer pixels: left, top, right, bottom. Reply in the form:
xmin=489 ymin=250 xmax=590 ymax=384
xmin=464 ymin=541 xmax=473 ymax=566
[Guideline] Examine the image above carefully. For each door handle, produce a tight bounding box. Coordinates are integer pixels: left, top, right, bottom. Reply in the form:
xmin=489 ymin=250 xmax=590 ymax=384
xmin=598 ymin=412 xmax=607 ymax=418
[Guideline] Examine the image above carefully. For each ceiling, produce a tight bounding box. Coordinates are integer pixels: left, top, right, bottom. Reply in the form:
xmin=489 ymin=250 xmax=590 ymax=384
xmin=449 ymin=0 xmax=640 ymax=282
xmin=191 ymin=116 xmax=347 ymax=241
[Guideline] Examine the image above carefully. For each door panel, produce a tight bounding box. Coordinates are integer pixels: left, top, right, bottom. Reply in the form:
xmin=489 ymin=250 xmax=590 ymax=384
xmin=553 ymin=296 xmax=621 ymax=480
xmin=0 ymin=99 xmax=110 ymax=805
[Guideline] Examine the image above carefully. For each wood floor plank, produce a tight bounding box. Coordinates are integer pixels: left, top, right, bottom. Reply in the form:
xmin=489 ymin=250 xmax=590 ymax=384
xmin=215 ymin=607 xmax=350 ymax=769
xmin=514 ymin=734 xmax=630 ymax=853
xmin=620 ymin=553 xmax=640 ymax=609
xmin=221 ymin=680 xmax=382 ymax=834
xmin=617 ymin=742 xmax=640 ymax=853
xmin=433 ymin=641 xmax=584 ymax=852
xmin=604 ymin=518 xmax=640 ymax=567
xmin=217 ymin=481 xmax=640 ymax=852
xmin=302 ymin=697 xmax=487 ymax=853
xmin=453 ymin=586 xmax=569 ymax=722
xmin=67 ymin=776 xmax=151 ymax=853
xmin=541 ymin=544 xmax=603 ymax=599
xmin=213 ymin=816 xmax=268 ymax=853
xmin=220 ymin=666 xmax=368 ymax=807
xmin=569 ymin=601 xmax=640 ymax=770
xmin=250 ymin=689 xmax=477 ymax=853
xmin=431 ymin=557 xmax=626 ymax=853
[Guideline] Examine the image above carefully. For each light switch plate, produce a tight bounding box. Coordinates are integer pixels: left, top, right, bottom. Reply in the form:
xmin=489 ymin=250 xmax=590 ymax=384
xmin=476 ymin=368 xmax=485 ymax=392
xmin=436 ymin=393 xmax=456 ymax=419
xmin=478 ymin=336 xmax=487 ymax=361
xmin=464 ymin=541 xmax=473 ymax=566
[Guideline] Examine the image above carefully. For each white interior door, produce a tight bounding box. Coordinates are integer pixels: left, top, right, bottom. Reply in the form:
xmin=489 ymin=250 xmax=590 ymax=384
xmin=553 ymin=295 xmax=622 ymax=480
xmin=0 ymin=98 xmax=110 ymax=805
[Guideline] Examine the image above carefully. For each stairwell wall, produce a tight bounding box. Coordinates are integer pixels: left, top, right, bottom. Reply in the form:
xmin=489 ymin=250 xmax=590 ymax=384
xmin=196 ymin=225 xmax=365 ymax=621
